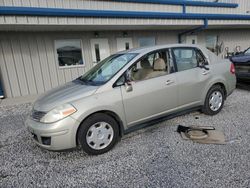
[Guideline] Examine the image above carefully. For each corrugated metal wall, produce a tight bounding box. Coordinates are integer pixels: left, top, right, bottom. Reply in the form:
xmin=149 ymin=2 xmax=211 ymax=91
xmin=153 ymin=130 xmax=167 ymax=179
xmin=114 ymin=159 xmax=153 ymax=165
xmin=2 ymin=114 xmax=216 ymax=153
xmin=0 ymin=0 xmax=247 ymax=14
xmin=0 ymin=30 xmax=178 ymax=98
xmin=0 ymin=0 xmax=181 ymax=12
xmin=0 ymin=0 xmax=184 ymax=27
xmin=0 ymin=17 xmax=204 ymax=29
xmin=0 ymin=0 xmax=248 ymax=27
xmin=197 ymin=29 xmax=250 ymax=54
xmin=0 ymin=32 xmax=89 ymax=98
xmin=1 ymin=29 xmax=250 ymax=98
xmin=187 ymin=0 xmax=250 ymax=15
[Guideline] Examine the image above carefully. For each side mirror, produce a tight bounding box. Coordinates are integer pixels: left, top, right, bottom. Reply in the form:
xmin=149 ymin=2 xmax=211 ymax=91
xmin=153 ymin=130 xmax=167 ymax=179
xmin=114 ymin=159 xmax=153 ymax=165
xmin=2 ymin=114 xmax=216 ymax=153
xmin=125 ymin=82 xmax=133 ymax=92
xmin=198 ymin=61 xmax=209 ymax=70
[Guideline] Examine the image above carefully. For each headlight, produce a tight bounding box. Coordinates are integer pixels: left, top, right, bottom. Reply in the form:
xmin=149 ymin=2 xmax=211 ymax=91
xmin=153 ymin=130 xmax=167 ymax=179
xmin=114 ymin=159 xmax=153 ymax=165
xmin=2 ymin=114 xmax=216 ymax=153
xmin=40 ymin=104 xmax=77 ymax=123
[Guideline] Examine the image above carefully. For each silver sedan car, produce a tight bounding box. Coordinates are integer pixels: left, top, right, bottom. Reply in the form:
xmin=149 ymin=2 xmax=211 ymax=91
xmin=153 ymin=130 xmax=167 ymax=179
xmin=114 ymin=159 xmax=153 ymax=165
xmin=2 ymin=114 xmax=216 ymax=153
xmin=26 ymin=44 xmax=236 ymax=155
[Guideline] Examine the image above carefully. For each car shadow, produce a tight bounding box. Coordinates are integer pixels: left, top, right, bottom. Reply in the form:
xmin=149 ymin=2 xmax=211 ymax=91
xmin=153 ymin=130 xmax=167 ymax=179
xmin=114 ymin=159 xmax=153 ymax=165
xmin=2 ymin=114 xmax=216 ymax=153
xmin=236 ymin=81 xmax=250 ymax=91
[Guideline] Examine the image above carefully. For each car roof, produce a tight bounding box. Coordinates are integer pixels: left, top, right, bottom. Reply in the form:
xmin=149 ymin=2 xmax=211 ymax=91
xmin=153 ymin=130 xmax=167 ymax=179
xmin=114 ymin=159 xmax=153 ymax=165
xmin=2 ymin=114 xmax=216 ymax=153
xmin=117 ymin=44 xmax=205 ymax=55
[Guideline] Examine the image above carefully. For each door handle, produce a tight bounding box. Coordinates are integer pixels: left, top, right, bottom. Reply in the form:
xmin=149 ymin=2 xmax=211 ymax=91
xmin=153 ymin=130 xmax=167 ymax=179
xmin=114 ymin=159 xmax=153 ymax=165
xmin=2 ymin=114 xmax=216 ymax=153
xmin=202 ymin=70 xmax=210 ymax=75
xmin=166 ymin=80 xmax=174 ymax=85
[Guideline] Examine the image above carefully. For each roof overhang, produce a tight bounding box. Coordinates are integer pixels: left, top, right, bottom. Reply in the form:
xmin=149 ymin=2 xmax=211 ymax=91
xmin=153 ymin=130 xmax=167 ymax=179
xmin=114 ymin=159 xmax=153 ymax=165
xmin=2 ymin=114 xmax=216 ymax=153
xmin=1 ymin=22 xmax=250 ymax=32
xmin=110 ymin=0 xmax=238 ymax=8
xmin=1 ymin=7 xmax=250 ymax=32
xmin=1 ymin=7 xmax=250 ymax=20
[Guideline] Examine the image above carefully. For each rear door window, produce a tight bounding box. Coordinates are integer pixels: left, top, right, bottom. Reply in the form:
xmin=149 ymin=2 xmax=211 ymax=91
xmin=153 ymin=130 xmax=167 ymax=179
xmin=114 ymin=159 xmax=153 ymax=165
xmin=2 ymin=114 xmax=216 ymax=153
xmin=172 ymin=48 xmax=198 ymax=72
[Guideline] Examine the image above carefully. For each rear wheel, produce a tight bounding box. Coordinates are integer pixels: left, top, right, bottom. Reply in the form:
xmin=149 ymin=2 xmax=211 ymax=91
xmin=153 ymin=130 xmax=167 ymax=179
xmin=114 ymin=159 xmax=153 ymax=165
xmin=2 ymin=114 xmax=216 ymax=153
xmin=77 ymin=113 xmax=119 ymax=155
xmin=202 ymin=85 xmax=225 ymax=115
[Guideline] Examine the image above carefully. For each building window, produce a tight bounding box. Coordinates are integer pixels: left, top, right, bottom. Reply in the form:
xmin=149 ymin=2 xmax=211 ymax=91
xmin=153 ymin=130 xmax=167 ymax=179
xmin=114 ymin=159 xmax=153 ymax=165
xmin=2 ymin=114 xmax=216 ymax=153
xmin=94 ymin=44 xmax=101 ymax=62
xmin=138 ymin=37 xmax=155 ymax=47
xmin=206 ymin=35 xmax=218 ymax=53
xmin=125 ymin=42 xmax=130 ymax=50
xmin=55 ymin=39 xmax=84 ymax=68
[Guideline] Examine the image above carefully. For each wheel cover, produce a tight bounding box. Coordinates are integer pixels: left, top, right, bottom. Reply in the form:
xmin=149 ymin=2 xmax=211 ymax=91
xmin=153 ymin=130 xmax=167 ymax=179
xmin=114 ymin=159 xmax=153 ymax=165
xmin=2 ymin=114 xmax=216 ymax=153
xmin=209 ymin=91 xmax=223 ymax=111
xmin=86 ymin=122 xmax=114 ymax=150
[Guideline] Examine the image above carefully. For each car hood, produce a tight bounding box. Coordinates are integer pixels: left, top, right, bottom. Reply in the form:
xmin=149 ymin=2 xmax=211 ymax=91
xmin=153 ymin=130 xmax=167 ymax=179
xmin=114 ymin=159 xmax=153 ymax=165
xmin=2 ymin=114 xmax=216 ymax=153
xmin=33 ymin=81 xmax=99 ymax=112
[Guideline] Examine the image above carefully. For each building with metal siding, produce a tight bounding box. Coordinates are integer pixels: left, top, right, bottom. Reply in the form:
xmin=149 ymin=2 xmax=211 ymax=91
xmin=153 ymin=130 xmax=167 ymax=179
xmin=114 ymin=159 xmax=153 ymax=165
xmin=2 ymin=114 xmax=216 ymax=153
xmin=0 ymin=0 xmax=249 ymax=98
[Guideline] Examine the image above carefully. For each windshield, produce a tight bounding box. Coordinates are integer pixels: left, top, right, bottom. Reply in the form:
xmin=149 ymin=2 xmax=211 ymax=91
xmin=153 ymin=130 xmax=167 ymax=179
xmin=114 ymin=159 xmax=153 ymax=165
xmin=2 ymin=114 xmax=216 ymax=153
xmin=245 ymin=48 xmax=250 ymax=54
xmin=78 ymin=53 xmax=138 ymax=85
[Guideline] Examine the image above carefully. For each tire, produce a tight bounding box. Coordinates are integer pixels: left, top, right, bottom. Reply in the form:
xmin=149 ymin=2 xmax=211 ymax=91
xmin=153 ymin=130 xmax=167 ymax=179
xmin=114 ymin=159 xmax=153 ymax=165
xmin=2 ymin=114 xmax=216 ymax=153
xmin=77 ymin=113 xmax=119 ymax=155
xmin=202 ymin=85 xmax=225 ymax=115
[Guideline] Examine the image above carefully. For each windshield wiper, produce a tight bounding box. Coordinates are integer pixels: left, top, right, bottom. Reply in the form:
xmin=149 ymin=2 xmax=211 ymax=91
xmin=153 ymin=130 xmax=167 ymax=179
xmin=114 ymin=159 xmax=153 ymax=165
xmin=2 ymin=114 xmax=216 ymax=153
xmin=75 ymin=77 xmax=105 ymax=86
xmin=77 ymin=77 xmax=101 ymax=86
xmin=74 ymin=77 xmax=90 ymax=85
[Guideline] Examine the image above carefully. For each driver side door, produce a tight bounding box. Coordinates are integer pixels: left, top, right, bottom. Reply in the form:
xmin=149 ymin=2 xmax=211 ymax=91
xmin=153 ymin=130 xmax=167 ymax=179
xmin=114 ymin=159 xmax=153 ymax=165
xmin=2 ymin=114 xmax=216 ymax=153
xmin=119 ymin=49 xmax=179 ymax=127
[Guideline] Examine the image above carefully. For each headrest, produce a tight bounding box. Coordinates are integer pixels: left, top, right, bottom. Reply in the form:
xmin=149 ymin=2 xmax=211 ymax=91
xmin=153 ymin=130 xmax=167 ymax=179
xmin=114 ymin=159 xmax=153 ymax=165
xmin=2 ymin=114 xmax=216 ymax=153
xmin=153 ymin=58 xmax=165 ymax=71
xmin=140 ymin=59 xmax=151 ymax=69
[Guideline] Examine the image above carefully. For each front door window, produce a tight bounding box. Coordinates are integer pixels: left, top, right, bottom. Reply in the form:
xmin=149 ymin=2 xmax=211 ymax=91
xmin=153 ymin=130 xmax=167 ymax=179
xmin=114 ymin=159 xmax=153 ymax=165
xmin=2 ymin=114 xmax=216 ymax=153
xmin=128 ymin=49 xmax=172 ymax=81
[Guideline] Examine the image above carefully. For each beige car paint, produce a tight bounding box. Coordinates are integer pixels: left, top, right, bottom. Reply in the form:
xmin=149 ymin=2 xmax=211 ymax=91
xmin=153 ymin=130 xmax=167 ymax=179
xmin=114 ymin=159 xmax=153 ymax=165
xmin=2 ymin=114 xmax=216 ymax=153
xmin=25 ymin=44 xmax=236 ymax=151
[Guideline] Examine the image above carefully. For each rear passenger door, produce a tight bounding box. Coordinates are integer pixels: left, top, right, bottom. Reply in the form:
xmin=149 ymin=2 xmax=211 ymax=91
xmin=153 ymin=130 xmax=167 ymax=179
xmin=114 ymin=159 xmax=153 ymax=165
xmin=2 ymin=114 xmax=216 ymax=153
xmin=172 ymin=47 xmax=212 ymax=107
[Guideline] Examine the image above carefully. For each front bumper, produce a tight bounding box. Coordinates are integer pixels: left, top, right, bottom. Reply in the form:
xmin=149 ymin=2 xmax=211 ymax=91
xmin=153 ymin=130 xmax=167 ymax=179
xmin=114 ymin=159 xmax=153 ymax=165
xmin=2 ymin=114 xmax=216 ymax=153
xmin=25 ymin=116 xmax=80 ymax=151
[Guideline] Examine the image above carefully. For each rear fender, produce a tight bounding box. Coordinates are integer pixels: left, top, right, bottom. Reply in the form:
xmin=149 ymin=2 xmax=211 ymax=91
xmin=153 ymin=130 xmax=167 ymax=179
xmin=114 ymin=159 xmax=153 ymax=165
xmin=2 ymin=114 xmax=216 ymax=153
xmin=201 ymin=77 xmax=227 ymax=104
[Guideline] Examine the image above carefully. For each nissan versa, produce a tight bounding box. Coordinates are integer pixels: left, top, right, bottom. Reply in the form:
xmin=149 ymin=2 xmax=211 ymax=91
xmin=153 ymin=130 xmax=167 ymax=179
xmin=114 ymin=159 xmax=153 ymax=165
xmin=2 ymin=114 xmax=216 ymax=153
xmin=26 ymin=44 xmax=236 ymax=155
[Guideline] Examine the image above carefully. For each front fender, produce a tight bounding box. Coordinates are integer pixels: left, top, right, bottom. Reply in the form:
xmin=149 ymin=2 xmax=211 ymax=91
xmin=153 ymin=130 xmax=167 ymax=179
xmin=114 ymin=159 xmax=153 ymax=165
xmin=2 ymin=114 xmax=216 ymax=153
xmin=70 ymin=87 xmax=127 ymax=131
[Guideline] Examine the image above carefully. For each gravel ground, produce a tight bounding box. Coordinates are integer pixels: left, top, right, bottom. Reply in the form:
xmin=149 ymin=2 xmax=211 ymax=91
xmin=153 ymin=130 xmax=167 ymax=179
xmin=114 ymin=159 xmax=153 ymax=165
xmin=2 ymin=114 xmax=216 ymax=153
xmin=0 ymin=89 xmax=250 ymax=187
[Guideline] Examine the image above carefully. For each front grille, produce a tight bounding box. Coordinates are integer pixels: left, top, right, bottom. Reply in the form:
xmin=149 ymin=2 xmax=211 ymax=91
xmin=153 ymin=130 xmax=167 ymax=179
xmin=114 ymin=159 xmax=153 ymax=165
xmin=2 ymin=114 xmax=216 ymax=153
xmin=31 ymin=110 xmax=46 ymax=122
xmin=41 ymin=136 xmax=51 ymax=145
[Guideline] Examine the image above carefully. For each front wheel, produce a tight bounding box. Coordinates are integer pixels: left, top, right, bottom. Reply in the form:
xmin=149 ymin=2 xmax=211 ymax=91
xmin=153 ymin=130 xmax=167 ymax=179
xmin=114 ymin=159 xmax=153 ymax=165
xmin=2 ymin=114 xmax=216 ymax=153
xmin=202 ymin=85 xmax=225 ymax=115
xmin=77 ymin=113 xmax=119 ymax=155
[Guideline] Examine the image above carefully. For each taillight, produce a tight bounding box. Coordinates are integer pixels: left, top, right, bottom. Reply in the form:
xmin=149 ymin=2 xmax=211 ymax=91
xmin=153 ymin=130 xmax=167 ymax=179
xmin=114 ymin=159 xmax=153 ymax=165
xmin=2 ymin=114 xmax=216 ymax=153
xmin=230 ymin=63 xmax=235 ymax=74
